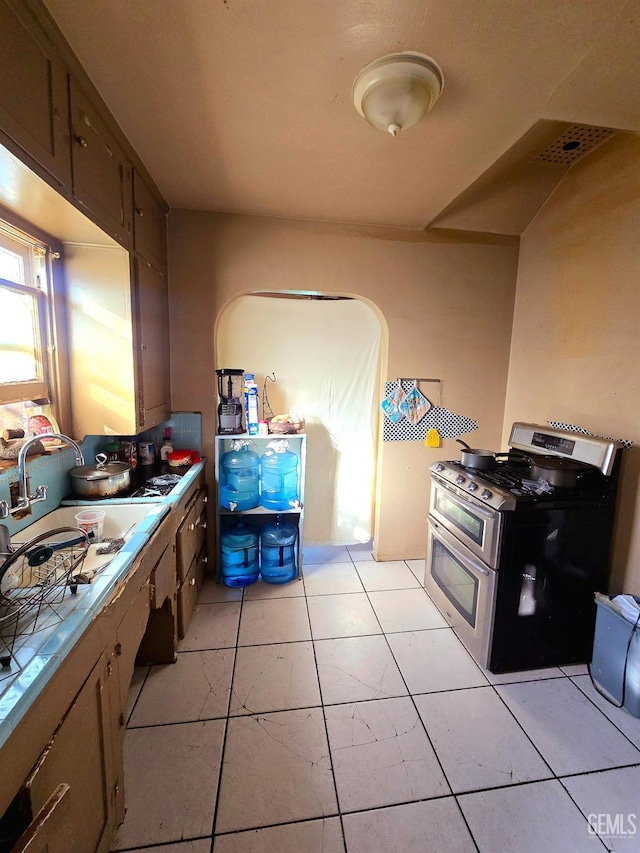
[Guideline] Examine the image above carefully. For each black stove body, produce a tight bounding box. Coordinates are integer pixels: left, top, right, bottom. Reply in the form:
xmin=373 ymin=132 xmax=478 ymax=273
xmin=425 ymin=422 xmax=622 ymax=673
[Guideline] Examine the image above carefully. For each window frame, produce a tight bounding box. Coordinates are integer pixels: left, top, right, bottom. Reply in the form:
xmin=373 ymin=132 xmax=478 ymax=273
xmin=0 ymin=211 xmax=67 ymax=423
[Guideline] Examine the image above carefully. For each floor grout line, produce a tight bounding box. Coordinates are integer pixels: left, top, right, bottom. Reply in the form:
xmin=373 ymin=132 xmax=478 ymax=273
xmin=206 ymin=583 xmax=244 ymax=844
xmin=303 ymin=565 xmax=348 ymax=852
xmin=121 ymin=555 xmax=640 ymax=851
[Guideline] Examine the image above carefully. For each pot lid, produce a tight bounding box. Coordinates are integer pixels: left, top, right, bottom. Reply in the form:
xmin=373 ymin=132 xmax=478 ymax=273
xmin=528 ymin=455 xmax=590 ymax=472
xmin=69 ymin=461 xmax=130 ymax=480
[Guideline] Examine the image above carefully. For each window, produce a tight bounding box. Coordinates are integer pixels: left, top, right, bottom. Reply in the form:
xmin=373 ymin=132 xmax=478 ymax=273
xmin=0 ymin=222 xmax=53 ymax=405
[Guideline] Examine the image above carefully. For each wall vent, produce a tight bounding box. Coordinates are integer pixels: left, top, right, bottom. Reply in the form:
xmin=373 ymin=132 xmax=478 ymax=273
xmin=533 ymin=124 xmax=616 ymax=166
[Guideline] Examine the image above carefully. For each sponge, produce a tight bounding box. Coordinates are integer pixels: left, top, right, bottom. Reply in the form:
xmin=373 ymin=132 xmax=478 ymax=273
xmin=424 ymin=428 xmax=442 ymax=448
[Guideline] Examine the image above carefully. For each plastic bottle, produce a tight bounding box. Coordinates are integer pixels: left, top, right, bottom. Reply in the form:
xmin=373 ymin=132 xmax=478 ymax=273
xmin=160 ymin=427 xmax=174 ymax=461
xmin=220 ymin=440 xmax=260 ymax=510
xmin=220 ymin=521 xmax=259 ymax=586
xmin=260 ymin=518 xmax=297 ymax=584
xmin=244 ymin=373 xmax=259 ymax=436
xmin=260 ymin=440 xmax=299 ymax=510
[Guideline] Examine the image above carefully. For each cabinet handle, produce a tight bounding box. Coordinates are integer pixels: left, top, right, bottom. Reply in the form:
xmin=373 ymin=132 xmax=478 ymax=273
xmin=201 ymin=521 xmax=207 ymax=530
xmin=136 ymin=206 xmax=145 ymax=217
xmin=114 ymin=642 xmax=122 ymax=656
xmin=190 ymin=577 xmax=196 ymax=586
xmin=189 ymin=523 xmax=195 ymax=531
xmin=75 ymin=134 xmax=89 ymax=148
xmin=203 ymin=496 xmax=208 ymax=503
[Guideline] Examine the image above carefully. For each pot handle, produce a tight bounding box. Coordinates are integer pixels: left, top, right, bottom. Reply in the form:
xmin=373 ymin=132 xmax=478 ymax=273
xmin=95 ymin=452 xmax=108 ymax=469
xmin=456 ymin=439 xmax=472 ymax=450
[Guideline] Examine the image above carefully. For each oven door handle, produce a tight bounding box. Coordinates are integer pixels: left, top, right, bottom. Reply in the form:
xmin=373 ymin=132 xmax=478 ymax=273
xmin=432 ymin=479 xmax=496 ymax=520
xmin=428 ymin=517 xmax=491 ymax=577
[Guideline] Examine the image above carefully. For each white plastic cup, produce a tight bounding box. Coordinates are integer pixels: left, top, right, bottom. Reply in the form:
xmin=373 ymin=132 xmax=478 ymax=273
xmin=75 ymin=509 xmax=105 ymax=543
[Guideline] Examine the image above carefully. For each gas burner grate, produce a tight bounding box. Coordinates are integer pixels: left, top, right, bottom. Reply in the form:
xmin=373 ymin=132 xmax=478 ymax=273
xmin=129 ymin=474 xmax=183 ymax=498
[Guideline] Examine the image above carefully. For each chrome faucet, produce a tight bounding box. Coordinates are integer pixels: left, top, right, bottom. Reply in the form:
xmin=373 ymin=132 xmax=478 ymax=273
xmin=0 ymin=433 xmax=85 ymax=518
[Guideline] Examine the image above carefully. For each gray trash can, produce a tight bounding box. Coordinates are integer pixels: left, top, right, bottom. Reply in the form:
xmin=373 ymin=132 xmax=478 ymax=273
xmin=590 ymin=594 xmax=640 ymax=718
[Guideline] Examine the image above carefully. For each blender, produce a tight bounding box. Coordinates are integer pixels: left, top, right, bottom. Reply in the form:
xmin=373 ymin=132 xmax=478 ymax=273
xmin=216 ymin=369 xmax=244 ymax=434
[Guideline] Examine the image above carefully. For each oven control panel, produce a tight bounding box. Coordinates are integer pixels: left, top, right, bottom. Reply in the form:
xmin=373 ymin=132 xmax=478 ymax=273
xmin=509 ymin=422 xmax=621 ymax=476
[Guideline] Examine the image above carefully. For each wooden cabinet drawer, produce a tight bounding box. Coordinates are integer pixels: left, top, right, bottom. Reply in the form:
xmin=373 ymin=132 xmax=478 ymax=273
xmin=177 ymin=555 xmax=198 ymax=639
xmin=176 ymin=503 xmax=196 ymax=583
xmin=195 ymin=487 xmax=208 ymax=522
xmin=176 ymin=492 xmax=207 ymax=582
xmin=151 ymin=540 xmax=176 ymax=609
xmin=177 ymin=546 xmax=206 ymax=639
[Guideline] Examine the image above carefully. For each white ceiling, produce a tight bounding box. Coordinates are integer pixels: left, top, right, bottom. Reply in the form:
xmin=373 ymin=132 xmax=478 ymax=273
xmin=43 ymin=0 xmax=640 ymax=232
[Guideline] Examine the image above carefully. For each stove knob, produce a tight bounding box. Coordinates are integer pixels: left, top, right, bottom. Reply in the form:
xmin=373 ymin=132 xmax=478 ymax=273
xmin=481 ymin=489 xmax=493 ymax=500
xmin=467 ymin=482 xmax=478 ymax=492
xmin=434 ymin=463 xmax=444 ymax=472
xmin=455 ymin=474 xmax=465 ymax=485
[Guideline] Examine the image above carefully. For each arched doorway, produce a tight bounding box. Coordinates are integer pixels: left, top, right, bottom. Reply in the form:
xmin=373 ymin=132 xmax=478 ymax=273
xmin=216 ymin=293 xmax=383 ymax=546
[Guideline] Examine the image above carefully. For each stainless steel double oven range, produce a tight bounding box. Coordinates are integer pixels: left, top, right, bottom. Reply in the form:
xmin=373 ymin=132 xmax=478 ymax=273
xmin=424 ymin=422 xmax=622 ymax=673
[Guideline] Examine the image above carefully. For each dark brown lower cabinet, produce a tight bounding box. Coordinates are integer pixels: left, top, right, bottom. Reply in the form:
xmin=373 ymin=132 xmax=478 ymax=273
xmin=11 ymin=650 xmax=117 ymax=853
xmin=1 ymin=467 xmax=209 ymax=852
xmin=178 ymin=545 xmax=207 ymax=639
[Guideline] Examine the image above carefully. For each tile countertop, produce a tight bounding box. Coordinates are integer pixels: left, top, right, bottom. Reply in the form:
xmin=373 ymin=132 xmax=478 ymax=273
xmin=0 ymin=460 xmax=206 ymax=750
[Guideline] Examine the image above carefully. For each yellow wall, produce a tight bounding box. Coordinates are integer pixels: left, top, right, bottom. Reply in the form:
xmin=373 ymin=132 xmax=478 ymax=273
xmin=167 ymin=215 xmax=519 ymax=559
xmin=504 ymin=133 xmax=640 ymax=592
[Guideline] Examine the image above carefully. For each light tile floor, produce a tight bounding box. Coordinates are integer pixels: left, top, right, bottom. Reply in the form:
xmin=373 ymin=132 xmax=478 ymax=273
xmin=112 ymin=546 xmax=640 ymax=853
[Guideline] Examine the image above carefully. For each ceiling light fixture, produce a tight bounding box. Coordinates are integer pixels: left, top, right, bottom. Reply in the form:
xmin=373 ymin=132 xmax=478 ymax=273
xmin=353 ymin=52 xmax=444 ymax=137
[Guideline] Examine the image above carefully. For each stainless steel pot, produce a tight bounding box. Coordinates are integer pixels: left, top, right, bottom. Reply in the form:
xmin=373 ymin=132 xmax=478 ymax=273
xmin=525 ymin=454 xmax=590 ymax=489
xmin=456 ymin=439 xmax=496 ymax=470
xmin=69 ymin=453 xmax=131 ymax=498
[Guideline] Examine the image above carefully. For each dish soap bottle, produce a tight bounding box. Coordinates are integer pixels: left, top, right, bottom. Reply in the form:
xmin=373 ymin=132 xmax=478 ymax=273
xmin=160 ymin=427 xmax=173 ymax=461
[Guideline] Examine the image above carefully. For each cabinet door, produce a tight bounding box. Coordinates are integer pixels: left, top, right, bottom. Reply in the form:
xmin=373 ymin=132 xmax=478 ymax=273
xmin=111 ymin=583 xmax=151 ymax=826
xmin=134 ymin=257 xmax=171 ymax=430
xmin=133 ymin=168 xmax=167 ymax=271
xmin=70 ymin=77 xmax=132 ymax=243
xmin=19 ymin=650 xmax=117 ymax=853
xmin=177 ymin=547 xmax=206 ymax=639
xmin=0 ymin=1 xmax=71 ymax=188
xmin=151 ymin=540 xmax=177 ymax=608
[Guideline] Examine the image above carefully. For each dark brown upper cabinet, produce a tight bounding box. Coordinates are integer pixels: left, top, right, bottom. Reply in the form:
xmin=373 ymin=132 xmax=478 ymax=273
xmin=133 ymin=257 xmax=171 ymax=430
xmin=0 ymin=0 xmax=71 ymax=188
xmin=70 ymin=77 xmax=132 ymax=245
xmin=133 ymin=168 xmax=167 ymax=272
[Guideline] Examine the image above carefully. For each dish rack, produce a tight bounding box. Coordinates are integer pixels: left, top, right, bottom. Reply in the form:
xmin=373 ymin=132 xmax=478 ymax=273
xmin=0 ymin=526 xmax=90 ymax=672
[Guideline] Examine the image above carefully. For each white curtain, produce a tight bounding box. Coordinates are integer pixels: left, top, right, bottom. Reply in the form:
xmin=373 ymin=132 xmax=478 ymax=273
xmin=216 ymin=296 xmax=381 ymax=544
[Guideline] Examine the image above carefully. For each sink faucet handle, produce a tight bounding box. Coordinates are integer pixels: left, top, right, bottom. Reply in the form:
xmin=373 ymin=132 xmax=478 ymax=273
xmin=28 ymin=484 xmax=47 ymax=503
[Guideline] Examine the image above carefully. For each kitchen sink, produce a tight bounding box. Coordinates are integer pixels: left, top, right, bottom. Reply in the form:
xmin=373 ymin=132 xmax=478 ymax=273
xmin=7 ymin=502 xmax=164 ymax=583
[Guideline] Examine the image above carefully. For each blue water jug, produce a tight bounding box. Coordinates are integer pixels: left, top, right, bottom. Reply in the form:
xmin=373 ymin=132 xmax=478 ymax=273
xmin=220 ymin=521 xmax=259 ymax=587
xmin=260 ymin=440 xmax=299 ymax=511
xmin=220 ymin=441 xmax=260 ymax=510
xmin=260 ymin=519 xmax=297 ymax=584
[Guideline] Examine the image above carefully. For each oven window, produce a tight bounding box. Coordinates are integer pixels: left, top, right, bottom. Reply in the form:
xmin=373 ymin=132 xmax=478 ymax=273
xmin=435 ymin=492 xmax=484 ymax=546
xmin=431 ymin=539 xmax=478 ymax=627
